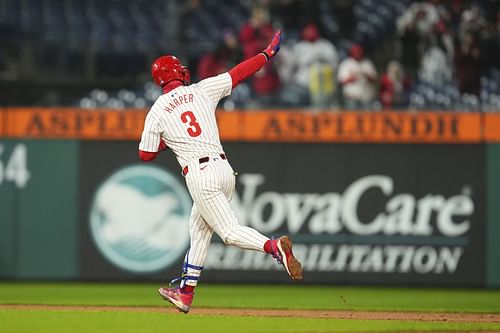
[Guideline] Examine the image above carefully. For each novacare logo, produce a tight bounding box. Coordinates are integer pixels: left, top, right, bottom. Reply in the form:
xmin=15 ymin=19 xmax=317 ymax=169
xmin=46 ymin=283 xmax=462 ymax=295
xmin=232 ymin=174 xmax=474 ymax=237
xmin=204 ymin=174 xmax=475 ymax=275
xmin=89 ymin=164 xmax=191 ymax=273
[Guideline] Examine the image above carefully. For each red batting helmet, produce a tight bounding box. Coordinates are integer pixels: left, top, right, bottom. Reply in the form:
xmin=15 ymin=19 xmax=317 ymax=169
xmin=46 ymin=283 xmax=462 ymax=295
xmin=151 ymin=55 xmax=191 ymax=87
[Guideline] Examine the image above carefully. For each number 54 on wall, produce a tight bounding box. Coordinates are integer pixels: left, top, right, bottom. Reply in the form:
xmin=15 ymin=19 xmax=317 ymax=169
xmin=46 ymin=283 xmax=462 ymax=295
xmin=0 ymin=143 xmax=30 ymax=189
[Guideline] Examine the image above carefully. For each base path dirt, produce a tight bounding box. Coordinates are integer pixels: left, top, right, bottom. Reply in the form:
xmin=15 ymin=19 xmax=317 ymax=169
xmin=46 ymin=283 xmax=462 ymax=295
xmin=1 ymin=304 xmax=500 ymax=322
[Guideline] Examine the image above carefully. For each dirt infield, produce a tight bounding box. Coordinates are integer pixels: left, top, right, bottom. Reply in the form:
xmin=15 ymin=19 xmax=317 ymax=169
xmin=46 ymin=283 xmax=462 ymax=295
xmin=1 ymin=304 xmax=500 ymax=322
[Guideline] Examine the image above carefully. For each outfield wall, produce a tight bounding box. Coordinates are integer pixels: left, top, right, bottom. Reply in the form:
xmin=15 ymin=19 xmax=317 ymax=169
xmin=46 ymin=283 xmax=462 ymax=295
xmin=0 ymin=109 xmax=499 ymax=287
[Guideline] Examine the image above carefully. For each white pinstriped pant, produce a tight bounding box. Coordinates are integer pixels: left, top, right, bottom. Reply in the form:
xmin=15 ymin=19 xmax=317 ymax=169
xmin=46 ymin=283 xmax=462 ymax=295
xmin=182 ymin=154 xmax=269 ymax=286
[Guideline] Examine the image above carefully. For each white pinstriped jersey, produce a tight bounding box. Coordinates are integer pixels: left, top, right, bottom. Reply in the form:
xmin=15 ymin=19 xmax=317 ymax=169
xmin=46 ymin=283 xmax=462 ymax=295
xmin=139 ymin=73 xmax=232 ymax=167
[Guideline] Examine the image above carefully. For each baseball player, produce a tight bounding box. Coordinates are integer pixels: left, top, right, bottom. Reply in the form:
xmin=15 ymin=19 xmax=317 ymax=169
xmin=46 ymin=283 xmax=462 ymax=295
xmin=138 ymin=30 xmax=303 ymax=313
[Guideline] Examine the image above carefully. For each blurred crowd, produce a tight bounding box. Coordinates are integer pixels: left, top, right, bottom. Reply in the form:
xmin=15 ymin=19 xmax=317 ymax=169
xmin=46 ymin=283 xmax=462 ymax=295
xmin=193 ymin=0 xmax=500 ymax=110
xmin=1 ymin=0 xmax=500 ymax=111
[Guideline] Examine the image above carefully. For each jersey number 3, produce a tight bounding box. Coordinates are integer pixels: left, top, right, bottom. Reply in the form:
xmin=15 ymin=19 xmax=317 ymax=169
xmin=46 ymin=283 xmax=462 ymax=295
xmin=180 ymin=111 xmax=202 ymax=137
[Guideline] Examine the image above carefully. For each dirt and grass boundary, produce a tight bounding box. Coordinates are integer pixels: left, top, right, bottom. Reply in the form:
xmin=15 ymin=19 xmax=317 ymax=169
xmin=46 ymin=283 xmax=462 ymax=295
xmin=2 ymin=304 xmax=500 ymax=323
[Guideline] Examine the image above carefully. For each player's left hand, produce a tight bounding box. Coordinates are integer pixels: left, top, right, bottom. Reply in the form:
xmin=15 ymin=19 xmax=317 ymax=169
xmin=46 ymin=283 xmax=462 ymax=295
xmin=263 ymin=30 xmax=281 ymax=59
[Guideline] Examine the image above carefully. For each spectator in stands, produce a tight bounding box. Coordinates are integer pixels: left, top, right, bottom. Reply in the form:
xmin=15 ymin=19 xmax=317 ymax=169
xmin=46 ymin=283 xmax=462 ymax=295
xmin=457 ymin=4 xmax=488 ymax=41
xmin=397 ymin=18 xmax=421 ymax=80
xmin=379 ymin=60 xmax=412 ymax=109
xmin=197 ymin=30 xmax=242 ymax=80
xmin=239 ymin=6 xmax=280 ymax=106
xmin=454 ymin=31 xmax=483 ymax=96
xmin=446 ymin=0 xmax=467 ymax=31
xmin=399 ymin=1 xmax=441 ymax=36
xmin=337 ymin=44 xmax=377 ymax=110
xmin=279 ymin=23 xmax=338 ymax=109
xmin=418 ymin=42 xmax=453 ymax=84
xmin=432 ymin=19 xmax=455 ymax=61
xmin=396 ymin=0 xmax=443 ymax=79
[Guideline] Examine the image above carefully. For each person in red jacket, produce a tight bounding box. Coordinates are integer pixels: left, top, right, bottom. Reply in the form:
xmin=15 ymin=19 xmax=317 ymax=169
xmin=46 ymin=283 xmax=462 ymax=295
xmin=197 ymin=30 xmax=242 ymax=80
xmin=379 ymin=60 xmax=412 ymax=109
xmin=238 ymin=7 xmax=281 ymax=105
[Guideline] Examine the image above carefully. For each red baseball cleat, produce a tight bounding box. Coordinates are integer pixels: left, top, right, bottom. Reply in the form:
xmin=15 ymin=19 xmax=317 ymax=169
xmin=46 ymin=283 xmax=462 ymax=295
xmin=273 ymin=236 xmax=303 ymax=280
xmin=158 ymin=287 xmax=193 ymax=313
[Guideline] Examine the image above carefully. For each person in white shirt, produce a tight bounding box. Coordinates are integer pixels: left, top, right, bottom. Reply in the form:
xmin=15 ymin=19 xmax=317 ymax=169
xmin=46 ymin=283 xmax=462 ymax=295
xmin=279 ymin=23 xmax=338 ymax=108
xmin=337 ymin=44 xmax=378 ymax=110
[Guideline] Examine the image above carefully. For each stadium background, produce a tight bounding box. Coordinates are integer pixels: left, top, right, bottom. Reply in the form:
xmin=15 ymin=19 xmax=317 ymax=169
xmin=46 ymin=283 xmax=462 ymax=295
xmin=3 ymin=2 xmax=500 ymax=332
xmin=1 ymin=0 xmax=500 ymax=298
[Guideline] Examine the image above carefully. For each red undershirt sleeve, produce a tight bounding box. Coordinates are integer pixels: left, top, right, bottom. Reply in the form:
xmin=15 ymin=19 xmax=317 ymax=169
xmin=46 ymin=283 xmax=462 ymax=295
xmin=138 ymin=150 xmax=159 ymax=162
xmin=138 ymin=140 xmax=167 ymax=162
xmin=228 ymin=53 xmax=268 ymax=88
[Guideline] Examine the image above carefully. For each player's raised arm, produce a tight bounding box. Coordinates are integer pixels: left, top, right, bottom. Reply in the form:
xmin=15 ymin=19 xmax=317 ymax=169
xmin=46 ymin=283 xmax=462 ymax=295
xmin=228 ymin=30 xmax=281 ymax=88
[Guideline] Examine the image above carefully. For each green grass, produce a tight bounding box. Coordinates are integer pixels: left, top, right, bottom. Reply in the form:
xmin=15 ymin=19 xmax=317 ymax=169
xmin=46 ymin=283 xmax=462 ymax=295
xmin=1 ymin=282 xmax=499 ymax=313
xmin=1 ymin=282 xmax=500 ymax=333
xmin=2 ymin=309 xmax=500 ymax=333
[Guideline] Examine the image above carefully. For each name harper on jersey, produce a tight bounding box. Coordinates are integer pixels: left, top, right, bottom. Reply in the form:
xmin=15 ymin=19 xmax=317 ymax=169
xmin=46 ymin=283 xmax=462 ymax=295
xmin=163 ymin=93 xmax=194 ymax=113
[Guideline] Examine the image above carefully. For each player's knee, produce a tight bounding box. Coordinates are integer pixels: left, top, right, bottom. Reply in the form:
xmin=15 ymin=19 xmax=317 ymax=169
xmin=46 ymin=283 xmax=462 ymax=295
xmin=221 ymin=235 xmax=234 ymax=246
xmin=220 ymin=230 xmax=236 ymax=246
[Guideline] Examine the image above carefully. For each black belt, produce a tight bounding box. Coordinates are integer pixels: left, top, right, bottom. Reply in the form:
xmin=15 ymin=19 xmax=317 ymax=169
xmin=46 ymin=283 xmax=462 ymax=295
xmin=182 ymin=154 xmax=226 ymax=176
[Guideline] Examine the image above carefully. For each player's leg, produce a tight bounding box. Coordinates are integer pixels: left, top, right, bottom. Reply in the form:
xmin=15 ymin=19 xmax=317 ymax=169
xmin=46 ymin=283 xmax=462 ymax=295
xmin=186 ymin=161 xmax=303 ymax=280
xmin=183 ymin=203 xmax=213 ymax=286
xmin=192 ymin=187 xmax=268 ymax=250
xmin=221 ymin=165 xmax=303 ymax=280
xmin=195 ymin=176 xmax=302 ymax=280
xmin=186 ymin=166 xmax=268 ymax=251
xmin=159 ymin=204 xmax=213 ymax=313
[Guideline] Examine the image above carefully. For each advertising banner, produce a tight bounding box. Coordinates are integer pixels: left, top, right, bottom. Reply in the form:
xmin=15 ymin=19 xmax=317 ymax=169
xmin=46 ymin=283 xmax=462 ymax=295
xmin=0 ymin=108 xmax=494 ymax=286
xmin=217 ymin=111 xmax=483 ymax=143
xmin=78 ymin=142 xmax=190 ymax=280
xmin=0 ymin=139 xmax=79 ymax=279
xmin=4 ymin=107 xmax=499 ymax=143
xmin=205 ymin=143 xmax=486 ymax=285
xmin=79 ymin=141 xmax=486 ymax=286
xmin=487 ymin=144 xmax=500 ymax=287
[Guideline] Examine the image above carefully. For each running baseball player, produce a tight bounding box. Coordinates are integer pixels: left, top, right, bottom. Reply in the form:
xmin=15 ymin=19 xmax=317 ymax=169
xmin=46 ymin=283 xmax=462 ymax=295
xmin=138 ymin=30 xmax=302 ymax=314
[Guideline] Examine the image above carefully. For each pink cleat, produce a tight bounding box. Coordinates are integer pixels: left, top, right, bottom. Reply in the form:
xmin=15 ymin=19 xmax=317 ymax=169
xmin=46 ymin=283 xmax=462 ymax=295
xmin=272 ymin=236 xmax=303 ymax=280
xmin=158 ymin=287 xmax=193 ymax=313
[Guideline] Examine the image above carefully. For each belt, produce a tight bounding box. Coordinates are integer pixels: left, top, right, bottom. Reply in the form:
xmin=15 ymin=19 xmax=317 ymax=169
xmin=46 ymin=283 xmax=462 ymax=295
xmin=182 ymin=154 xmax=226 ymax=176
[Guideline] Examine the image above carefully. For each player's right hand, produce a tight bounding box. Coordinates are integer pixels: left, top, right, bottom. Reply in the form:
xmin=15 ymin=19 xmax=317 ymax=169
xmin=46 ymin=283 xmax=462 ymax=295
xmin=263 ymin=30 xmax=281 ymax=59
